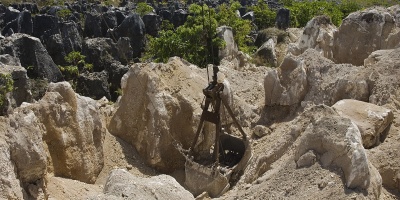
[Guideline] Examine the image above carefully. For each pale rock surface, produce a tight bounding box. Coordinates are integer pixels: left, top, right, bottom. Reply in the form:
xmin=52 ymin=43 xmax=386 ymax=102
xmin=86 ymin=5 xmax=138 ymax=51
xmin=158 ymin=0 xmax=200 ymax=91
xmin=332 ymin=99 xmax=394 ymax=148
xmin=288 ymin=15 xmax=336 ymax=60
xmin=108 ymin=57 xmax=208 ymax=172
xmin=8 ymin=108 xmax=47 ymax=183
xmin=265 ymin=49 xmax=369 ymax=108
xmin=264 ymin=53 xmax=307 ymax=106
xmin=217 ymin=26 xmax=238 ymax=61
xmin=37 ymin=82 xmax=105 ymax=183
xmin=294 ymin=115 xmax=381 ymax=192
xmin=0 ymin=118 xmax=25 ymax=199
xmin=333 ymin=7 xmax=400 ymax=66
xmin=91 ymin=169 xmax=194 ymax=200
xmin=254 ymin=38 xmax=277 ymax=67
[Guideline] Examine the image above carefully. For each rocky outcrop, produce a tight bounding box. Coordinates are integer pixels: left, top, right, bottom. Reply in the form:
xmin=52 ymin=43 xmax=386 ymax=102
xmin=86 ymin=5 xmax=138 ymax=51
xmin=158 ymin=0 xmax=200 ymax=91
xmin=265 ymin=49 xmax=368 ymax=108
xmin=37 ymin=82 xmax=105 ymax=183
xmin=0 ymin=65 xmax=32 ymax=113
xmin=91 ymin=169 xmax=194 ymax=199
xmin=142 ymin=13 xmax=161 ymax=37
xmin=295 ymin=114 xmax=382 ymax=197
xmin=254 ymin=38 xmax=277 ymax=67
xmin=108 ymin=57 xmax=207 ymax=172
xmin=76 ymin=71 xmax=111 ymax=100
xmin=332 ymin=99 xmax=394 ymax=149
xmin=217 ymin=26 xmax=238 ymax=60
xmin=112 ymin=14 xmax=145 ymax=59
xmin=0 ymin=121 xmax=25 ymax=199
xmin=264 ymin=53 xmax=307 ymax=106
xmin=1 ymin=10 xmax=33 ymax=36
xmin=333 ymin=7 xmax=400 ymax=66
xmin=288 ymin=15 xmax=336 ymax=60
xmin=0 ymin=33 xmax=63 ymax=82
xmin=82 ymin=37 xmax=120 ymax=72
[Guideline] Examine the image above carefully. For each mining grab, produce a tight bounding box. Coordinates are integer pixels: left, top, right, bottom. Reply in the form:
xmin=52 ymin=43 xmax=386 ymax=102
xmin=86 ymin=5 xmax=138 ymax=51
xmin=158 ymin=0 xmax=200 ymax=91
xmin=181 ymin=66 xmax=252 ymax=197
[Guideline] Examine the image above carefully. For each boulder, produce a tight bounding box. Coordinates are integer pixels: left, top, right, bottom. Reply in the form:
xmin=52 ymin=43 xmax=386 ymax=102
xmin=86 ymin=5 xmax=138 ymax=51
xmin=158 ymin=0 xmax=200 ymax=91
xmin=32 ymin=14 xmax=59 ymax=39
xmin=82 ymin=37 xmax=119 ymax=72
xmin=172 ymin=9 xmax=188 ymax=27
xmin=84 ymin=12 xmax=102 ymax=38
xmin=333 ymin=7 xmax=400 ymax=65
xmin=276 ymin=8 xmax=290 ymax=30
xmin=0 ymin=126 xmax=24 ymax=199
xmin=333 ymin=99 xmax=393 ymax=149
xmin=264 ymin=53 xmax=307 ymax=106
xmin=76 ymin=71 xmax=111 ymax=100
xmin=116 ymin=37 xmax=133 ymax=65
xmin=254 ymin=38 xmax=277 ymax=67
xmin=101 ymin=11 xmax=117 ymax=37
xmin=91 ymin=169 xmax=194 ymax=199
xmin=0 ymin=33 xmax=63 ymax=82
xmin=1 ymin=10 xmax=33 ymax=36
xmin=4 ymin=6 xmax=20 ymax=26
xmin=112 ymin=13 xmax=145 ymax=59
xmin=0 ymin=54 xmax=21 ymax=66
xmin=288 ymin=15 xmax=336 ymax=60
xmin=0 ymin=65 xmax=32 ymax=110
xmin=36 ymin=82 xmax=106 ymax=183
xmin=105 ymin=62 xmax=129 ymax=101
xmin=217 ymin=26 xmax=238 ymax=60
xmin=108 ymin=57 xmax=207 ymax=172
xmin=8 ymin=108 xmax=47 ymax=183
xmin=295 ymin=114 xmax=382 ymax=196
xmin=265 ymin=49 xmax=369 ymax=109
xmin=142 ymin=13 xmax=161 ymax=37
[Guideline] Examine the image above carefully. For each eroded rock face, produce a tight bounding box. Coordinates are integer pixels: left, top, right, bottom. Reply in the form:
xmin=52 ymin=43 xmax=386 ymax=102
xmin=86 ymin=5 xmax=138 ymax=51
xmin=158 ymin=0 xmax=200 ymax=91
xmin=333 ymin=7 xmax=400 ymax=66
xmin=217 ymin=26 xmax=238 ymax=61
xmin=108 ymin=57 xmax=207 ymax=172
xmin=0 ymin=33 xmax=63 ymax=82
xmin=0 ymin=120 xmax=25 ymax=199
xmin=91 ymin=169 xmax=194 ymax=200
xmin=332 ymin=99 xmax=394 ymax=149
xmin=295 ymin=115 xmax=380 ymax=191
xmin=37 ymin=82 xmax=105 ymax=183
xmin=288 ymin=15 xmax=336 ymax=60
xmin=264 ymin=53 xmax=307 ymax=106
xmin=265 ymin=49 xmax=369 ymax=108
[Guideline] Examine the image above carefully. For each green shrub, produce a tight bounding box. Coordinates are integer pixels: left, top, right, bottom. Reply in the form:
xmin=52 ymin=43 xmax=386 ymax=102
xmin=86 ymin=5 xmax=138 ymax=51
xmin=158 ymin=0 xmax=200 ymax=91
xmin=217 ymin=1 xmax=255 ymax=54
xmin=0 ymin=74 xmax=14 ymax=108
xmin=136 ymin=2 xmax=154 ymax=17
xmin=143 ymin=4 xmax=224 ymax=67
xmin=56 ymin=8 xmax=72 ymax=21
xmin=249 ymin=0 xmax=277 ymax=30
xmin=58 ymin=51 xmax=93 ymax=81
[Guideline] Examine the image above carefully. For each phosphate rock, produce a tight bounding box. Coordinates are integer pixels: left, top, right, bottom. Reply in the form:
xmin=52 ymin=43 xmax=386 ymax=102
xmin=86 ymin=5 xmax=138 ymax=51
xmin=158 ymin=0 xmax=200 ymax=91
xmin=254 ymin=38 xmax=277 ymax=67
xmin=142 ymin=13 xmax=161 ymax=37
xmin=333 ymin=7 xmax=400 ymax=66
xmin=84 ymin=12 xmax=102 ymax=38
xmin=0 ymin=33 xmax=63 ymax=82
xmin=1 ymin=10 xmax=33 ymax=36
xmin=0 ymin=65 xmax=32 ymax=111
xmin=112 ymin=13 xmax=145 ymax=59
xmin=37 ymin=82 xmax=106 ymax=183
xmin=295 ymin=115 xmax=382 ymax=196
xmin=288 ymin=15 xmax=336 ymax=60
xmin=0 ymin=125 xmax=25 ymax=199
xmin=32 ymin=14 xmax=59 ymax=39
xmin=90 ymin=169 xmax=194 ymax=200
xmin=332 ymin=99 xmax=394 ymax=148
xmin=76 ymin=71 xmax=111 ymax=100
xmin=217 ymin=26 xmax=238 ymax=61
xmin=82 ymin=37 xmax=119 ymax=72
xmin=108 ymin=57 xmax=207 ymax=172
xmin=264 ymin=53 xmax=307 ymax=106
xmin=8 ymin=108 xmax=47 ymax=183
